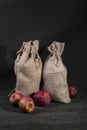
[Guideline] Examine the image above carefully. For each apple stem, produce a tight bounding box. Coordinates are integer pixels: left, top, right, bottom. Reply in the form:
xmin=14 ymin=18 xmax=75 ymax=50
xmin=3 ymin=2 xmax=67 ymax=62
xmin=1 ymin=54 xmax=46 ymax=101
xmin=8 ymin=88 xmax=15 ymax=97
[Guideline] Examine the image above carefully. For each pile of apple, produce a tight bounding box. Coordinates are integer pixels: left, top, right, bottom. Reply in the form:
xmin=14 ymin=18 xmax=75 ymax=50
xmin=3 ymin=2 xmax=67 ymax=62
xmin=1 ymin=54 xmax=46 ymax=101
xmin=9 ymin=86 xmax=77 ymax=113
xmin=9 ymin=90 xmax=51 ymax=113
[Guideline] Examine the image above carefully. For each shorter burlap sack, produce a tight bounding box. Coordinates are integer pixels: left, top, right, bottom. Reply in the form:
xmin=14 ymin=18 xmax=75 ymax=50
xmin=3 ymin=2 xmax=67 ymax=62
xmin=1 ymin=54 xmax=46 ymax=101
xmin=43 ymin=41 xmax=71 ymax=103
xmin=14 ymin=40 xmax=42 ymax=96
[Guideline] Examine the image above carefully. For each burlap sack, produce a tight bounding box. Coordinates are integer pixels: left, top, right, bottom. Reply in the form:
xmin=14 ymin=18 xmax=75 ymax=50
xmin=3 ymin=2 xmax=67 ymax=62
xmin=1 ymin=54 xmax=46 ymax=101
xmin=43 ymin=41 xmax=71 ymax=103
xmin=14 ymin=40 xmax=42 ymax=96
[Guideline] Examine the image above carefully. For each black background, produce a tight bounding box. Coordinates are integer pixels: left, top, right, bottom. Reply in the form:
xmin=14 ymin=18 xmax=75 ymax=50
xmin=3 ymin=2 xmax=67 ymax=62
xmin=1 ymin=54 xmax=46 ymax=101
xmin=0 ymin=0 xmax=87 ymax=130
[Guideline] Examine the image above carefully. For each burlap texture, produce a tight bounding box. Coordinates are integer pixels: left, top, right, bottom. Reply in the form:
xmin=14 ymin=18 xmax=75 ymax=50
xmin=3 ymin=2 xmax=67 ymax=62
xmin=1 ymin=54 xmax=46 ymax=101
xmin=43 ymin=41 xmax=71 ymax=103
xmin=14 ymin=40 xmax=42 ymax=96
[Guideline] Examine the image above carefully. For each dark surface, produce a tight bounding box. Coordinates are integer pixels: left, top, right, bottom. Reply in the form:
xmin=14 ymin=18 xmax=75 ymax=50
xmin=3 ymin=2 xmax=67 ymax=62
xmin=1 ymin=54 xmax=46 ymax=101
xmin=0 ymin=0 xmax=87 ymax=130
xmin=0 ymin=90 xmax=87 ymax=130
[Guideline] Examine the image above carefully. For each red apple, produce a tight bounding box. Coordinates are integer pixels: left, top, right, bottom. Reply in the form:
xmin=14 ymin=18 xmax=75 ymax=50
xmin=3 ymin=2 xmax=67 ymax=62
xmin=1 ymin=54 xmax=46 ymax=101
xmin=69 ymin=86 xmax=77 ymax=98
xmin=9 ymin=92 xmax=24 ymax=106
xmin=18 ymin=96 xmax=35 ymax=113
xmin=33 ymin=90 xmax=51 ymax=106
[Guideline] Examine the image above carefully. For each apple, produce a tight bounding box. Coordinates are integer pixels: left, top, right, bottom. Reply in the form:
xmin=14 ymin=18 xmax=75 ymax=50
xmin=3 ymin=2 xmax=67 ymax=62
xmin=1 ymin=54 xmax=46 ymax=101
xmin=69 ymin=86 xmax=77 ymax=98
xmin=9 ymin=92 xmax=24 ymax=106
xmin=33 ymin=90 xmax=51 ymax=106
xmin=18 ymin=96 xmax=35 ymax=113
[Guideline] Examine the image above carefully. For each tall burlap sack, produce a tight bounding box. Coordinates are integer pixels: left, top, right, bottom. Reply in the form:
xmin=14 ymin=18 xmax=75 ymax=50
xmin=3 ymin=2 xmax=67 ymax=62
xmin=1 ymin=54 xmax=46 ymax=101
xmin=43 ymin=41 xmax=71 ymax=103
xmin=14 ymin=40 xmax=42 ymax=96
